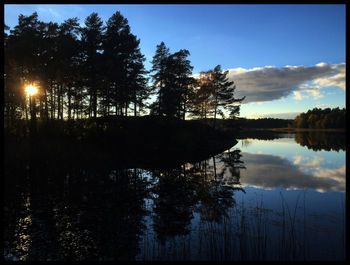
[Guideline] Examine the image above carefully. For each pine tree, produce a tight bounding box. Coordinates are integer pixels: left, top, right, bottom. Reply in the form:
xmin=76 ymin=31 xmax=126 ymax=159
xmin=102 ymin=11 xmax=149 ymax=116
xmin=213 ymin=65 xmax=245 ymax=120
xmin=150 ymin=42 xmax=170 ymax=115
xmin=81 ymin=13 xmax=104 ymax=118
xmin=151 ymin=43 xmax=194 ymax=119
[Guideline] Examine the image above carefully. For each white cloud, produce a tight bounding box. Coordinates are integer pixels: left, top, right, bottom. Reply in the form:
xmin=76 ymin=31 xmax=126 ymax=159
xmin=293 ymin=86 xmax=324 ymax=100
xmin=220 ymin=62 xmax=345 ymax=104
xmin=293 ymin=91 xmax=304 ymax=100
xmin=37 ymin=6 xmax=63 ymax=19
xmin=247 ymin=111 xmax=300 ymax=119
xmin=313 ymin=63 xmax=345 ymax=90
xmin=304 ymin=89 xmax=324 ymax=99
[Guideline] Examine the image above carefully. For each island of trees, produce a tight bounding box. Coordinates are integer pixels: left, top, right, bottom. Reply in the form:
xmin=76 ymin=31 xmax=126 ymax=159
xmin=4 ymin=11 xmax=244 ymax=140
xmin=4 ymin=11 xmax=247 ymax=166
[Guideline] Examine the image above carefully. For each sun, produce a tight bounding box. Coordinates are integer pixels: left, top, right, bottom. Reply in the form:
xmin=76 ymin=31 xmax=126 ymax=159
xmin=25 ymin=85 xmax=38 ymax=96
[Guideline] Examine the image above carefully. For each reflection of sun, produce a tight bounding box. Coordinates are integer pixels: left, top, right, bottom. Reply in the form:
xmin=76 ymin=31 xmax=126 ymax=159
xmin=25 ymin=85 xmax=38 ymax=96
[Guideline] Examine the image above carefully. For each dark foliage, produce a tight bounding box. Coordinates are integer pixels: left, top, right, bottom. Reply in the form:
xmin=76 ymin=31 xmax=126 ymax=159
xmin=293 ymin=107 xmax=346 ymax=129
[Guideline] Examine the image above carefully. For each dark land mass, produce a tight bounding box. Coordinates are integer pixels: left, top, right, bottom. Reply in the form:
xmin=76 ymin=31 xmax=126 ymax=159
xmin=5 ymin=115 xmax=238 ymax=170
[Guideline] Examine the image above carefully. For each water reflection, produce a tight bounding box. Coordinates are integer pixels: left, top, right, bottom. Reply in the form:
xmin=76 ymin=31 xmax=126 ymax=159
xmin=240 ymin=130 xmax=346 ymax=151
xmin=294 ymin=131 xmax=346 ymax=151
xmin=239 ymin=152 xmax=345 ymax=192
xmin=4 ymin=140 xmax=242 ymax=261
xmin=4 ymin=132 xmax=345 ymax=260
xmin=4 ymin=164 xmax=151 ymax=260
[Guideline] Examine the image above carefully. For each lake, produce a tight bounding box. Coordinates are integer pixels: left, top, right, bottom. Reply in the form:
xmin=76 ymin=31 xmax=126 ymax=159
xmin=4 ymin=131 xmax=346 ymax=261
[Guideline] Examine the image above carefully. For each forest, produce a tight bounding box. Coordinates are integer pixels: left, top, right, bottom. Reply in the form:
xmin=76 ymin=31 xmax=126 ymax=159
xmin=292 ymin=107 xmax=346 ymax=129
xmin=4 ymin=11 xmax=244 ymax=138
xmin=238 ymin=117 xmax=293 ymax=129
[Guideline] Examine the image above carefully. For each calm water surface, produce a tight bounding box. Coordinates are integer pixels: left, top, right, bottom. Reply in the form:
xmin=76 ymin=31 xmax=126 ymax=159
xmin=4 ymin=132 xmax=346 ymax=260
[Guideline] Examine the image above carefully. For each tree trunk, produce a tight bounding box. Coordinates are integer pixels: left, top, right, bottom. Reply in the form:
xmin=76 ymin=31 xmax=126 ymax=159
xmin=61 ymin=89 xmax=64 ymax=120
xmin=51 ymin=81 xmax=55 ymax=120
xmin=25 ymin=99 xmax=28 ymax=122
xmin=183 ymin=100 xmax=186 ymax=120
xmin=106 ymin=87 xmax=110 ymax=116
xmin=57 ymin=84 xmax=61 ymax=120
xmin=159 ymin=81 xmax=162 ymax=115
xmin=44 ymin=89 xmax=48 ymax=121
xmin=93 ymin=90 xmax=97 ymax=118
xmin=213 ymin=156 xmax=217 ymax=180
xmin=213 ymin=95 xmax=218 ymax=129
xmin=39 ymin=98 xmax=43 ymax=120
xmin=29 ymin=96 xmax=37 ymax=139
xmin=89 ymin=93 xmax=92 ymax=118
xmin=68 ymin=87 xmax=71 ymax=120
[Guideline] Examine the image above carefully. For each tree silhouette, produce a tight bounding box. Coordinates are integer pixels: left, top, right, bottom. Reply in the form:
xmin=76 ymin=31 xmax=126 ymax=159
xmin=293 ymin=107 xmax=346 ymax=129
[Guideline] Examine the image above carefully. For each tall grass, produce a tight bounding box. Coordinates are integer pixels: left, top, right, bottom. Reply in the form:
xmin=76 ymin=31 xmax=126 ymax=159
xmin=137 ymin=189 xmax=345 ymax=261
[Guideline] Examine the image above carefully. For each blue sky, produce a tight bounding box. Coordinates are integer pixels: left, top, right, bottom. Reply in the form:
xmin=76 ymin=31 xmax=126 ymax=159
xmin=4 ymin=4 xmax=346 ymax=119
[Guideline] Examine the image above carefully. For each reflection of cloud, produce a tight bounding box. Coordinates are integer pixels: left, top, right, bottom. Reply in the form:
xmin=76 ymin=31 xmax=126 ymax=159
xmin=241 ymin=152 xmax=345 ymax=192
xmin=293 ymin=155 xmax=303 ymax=165
xmin=314 ymin=166 xmax=346 ymax=189
xmin=294 ymin=156 xmax=324 ymax=170
xmin=222 ymin=63 xmax=345 ymax=103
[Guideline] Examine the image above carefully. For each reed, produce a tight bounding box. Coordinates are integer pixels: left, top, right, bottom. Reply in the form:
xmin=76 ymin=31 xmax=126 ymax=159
xmin=137 ymin=189 xmax=344 ymax=261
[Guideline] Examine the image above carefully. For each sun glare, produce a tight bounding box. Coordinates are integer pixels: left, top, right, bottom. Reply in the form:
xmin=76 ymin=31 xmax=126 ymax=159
xmin=25 ymin=85 xmax=38 ymax=96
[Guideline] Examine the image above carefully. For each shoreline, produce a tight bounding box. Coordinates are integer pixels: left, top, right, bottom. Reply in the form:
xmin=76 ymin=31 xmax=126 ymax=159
xmin=267 ymin=127 xmax=346 ymax=133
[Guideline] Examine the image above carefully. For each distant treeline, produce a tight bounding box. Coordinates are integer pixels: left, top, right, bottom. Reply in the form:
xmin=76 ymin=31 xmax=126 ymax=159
xmin=235 ymin=108 xmax=346 ymax=130
xmin=293 ymin=107 xmax=346 ymax=129
xmin=238 ymin=118 xmax=293 ymax=129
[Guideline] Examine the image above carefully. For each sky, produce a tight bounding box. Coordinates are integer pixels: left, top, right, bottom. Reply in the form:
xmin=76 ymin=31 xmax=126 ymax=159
xmin=4 ymin=4 xmax=346 ymax=119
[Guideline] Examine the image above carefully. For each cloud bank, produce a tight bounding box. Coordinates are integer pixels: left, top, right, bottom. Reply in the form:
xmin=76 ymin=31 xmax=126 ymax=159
xmin=225 ymin=63 xmax=345 ymax=104
xmin=240 ymin=152 xmax=345 ymax=193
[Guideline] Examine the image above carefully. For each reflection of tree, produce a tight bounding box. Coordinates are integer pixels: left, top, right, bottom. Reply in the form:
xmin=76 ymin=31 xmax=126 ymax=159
xmin=149 ymin=149 xmax=244 ymax=243
xmin=150 ymin=166 xmax=199 ymax=244
xmin=238 ymin=129 xmax=288 ymax=141
xmin=196 ymin=150 xmax=244 ymax=223
xmin=74 ymin=168 xmax=149 ymax=260
xmin=4 ymin=141 xmax=245 ymax=260
xmin=294 ymin=132 xmax=345 ymax=151
xmin=4 ymin=159 xmax=150 ymax=261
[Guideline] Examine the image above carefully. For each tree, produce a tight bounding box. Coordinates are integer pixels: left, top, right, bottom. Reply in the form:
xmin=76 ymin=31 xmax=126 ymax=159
xmin=81 ymin=12 xmax=104 ymax=118
xmin=191 ymin=65 xmax=244 ymax=127
xmin=57 ymin=18 xmax=81 ymax=120
xmin=5 ymin=12 xmax=44 ymax=131
xmin=150 ymin=43 xmax=194 ymax=119
xmin=4 ymin=24 xmax=25 ymax=131
xmin=293 ymin=107 xmax=346 ymax=129
xmin=102 ymin=11 xmax=149 ymax=117
xmin=168 ymin=49 xmax=195 ymax=120
xmin=150 ymin=42 xmax=171 ymax=115
xmin=212 ymin=65 xmax=245 ymax=127
xmin=191 ymin=70 xmax=216 ymax=119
